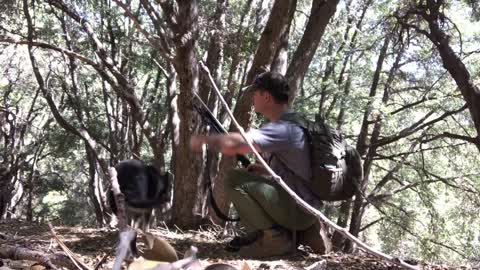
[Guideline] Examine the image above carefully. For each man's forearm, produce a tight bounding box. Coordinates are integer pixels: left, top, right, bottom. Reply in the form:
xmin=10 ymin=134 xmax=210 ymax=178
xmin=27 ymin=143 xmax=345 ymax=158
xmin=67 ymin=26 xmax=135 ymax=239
xmin=191 ymin=133 xmax=260 ymax=155
xmin=206 ymin=133 xmax=244 ymax=153
xmin=201 ymin=133 xmax=258 ymax=154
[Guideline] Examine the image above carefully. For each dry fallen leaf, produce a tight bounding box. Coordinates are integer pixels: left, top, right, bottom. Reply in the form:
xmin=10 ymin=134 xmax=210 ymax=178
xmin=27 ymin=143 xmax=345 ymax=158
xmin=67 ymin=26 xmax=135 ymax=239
xmin=240 ymin=260 xmax=253 ymax=270
xmin=30 ymin=263 xmax=46 ymax=270
xmin=127 ymin=257 xmax=168 ymax=270
xmin=141 ymin=232 xmax=178 ymax=262
xmin=204 ymin=263 xmax=238 ymax=270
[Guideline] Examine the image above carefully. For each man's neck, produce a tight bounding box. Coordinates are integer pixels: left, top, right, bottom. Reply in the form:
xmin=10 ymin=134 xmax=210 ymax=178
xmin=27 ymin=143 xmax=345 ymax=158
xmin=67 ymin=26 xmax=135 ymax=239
xmin=264 ymin=104 xmax=290 ymax=121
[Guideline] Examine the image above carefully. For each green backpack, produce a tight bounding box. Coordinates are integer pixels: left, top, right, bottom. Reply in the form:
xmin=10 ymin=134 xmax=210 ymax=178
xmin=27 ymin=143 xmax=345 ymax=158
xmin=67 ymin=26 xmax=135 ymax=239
xmin=282 ymin=113 xmax=363 ymax=201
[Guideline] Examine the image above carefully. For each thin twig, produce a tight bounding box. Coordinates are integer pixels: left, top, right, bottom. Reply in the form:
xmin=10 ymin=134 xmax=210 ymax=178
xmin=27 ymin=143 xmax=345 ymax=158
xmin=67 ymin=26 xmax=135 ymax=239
xmin=48 ymin=224 xmax=92 ymax=270
xmin=93 ymin=253 xmax=108 ymax=270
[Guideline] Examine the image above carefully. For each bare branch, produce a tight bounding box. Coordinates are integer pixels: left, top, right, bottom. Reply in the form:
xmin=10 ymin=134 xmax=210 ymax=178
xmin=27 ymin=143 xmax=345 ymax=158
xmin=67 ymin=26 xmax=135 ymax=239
xmin=0 ymin=37 xmax=97 ymax=66
xmin=422 ymin=132 xmax=479 ymax=144
xmin=374 ymin=142 xmax=468 ymax=160
xmin=373 ymin=104 xmax=468 ymax=147
xmin=111 ymin=0 xmax=171 ymax=59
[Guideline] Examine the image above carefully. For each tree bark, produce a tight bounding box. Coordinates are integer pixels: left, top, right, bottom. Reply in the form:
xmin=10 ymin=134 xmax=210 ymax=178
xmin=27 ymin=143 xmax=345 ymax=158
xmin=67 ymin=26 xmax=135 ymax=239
xmin=161 ymin=0 xmax=204 ymax=228
xmin=86 ymin=144 xmax=106 ymax=226
xmin=233 ymin=0 xmax=296 ymax=126
xmin=0 ymin=107 xmax=17 ymax=219
xmin=347 ymin=35 xmax=390 ymax=252
xmin=270 ymin=0 xmax=297 ymax=74
xmin=422 ymin=1 xmax=480 ymax=147
xmin=395 ymin=0 xmax=480 ymax=150
xmin=196 ymin=0 xmax=229 ymax=224
xmin=221 ymin=0 xmax=258 ymax=122
xmin=286 ymin=0 xmax=340 ymax=105
xmin=214 ymin=0 xmax=296 ymax=223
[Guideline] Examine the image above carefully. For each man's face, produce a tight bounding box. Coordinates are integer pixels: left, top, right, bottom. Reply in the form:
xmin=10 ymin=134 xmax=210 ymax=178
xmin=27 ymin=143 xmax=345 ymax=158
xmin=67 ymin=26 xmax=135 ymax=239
xmin=252 ymin=88 xmax=269 ymax=114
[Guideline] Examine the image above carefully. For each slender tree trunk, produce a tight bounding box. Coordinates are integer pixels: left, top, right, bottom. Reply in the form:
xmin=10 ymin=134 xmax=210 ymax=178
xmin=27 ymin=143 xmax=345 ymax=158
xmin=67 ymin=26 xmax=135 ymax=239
xmin=346 ymin=36 xmax=390 ymax=252
xmin=166 ymin=65 xmax=178 ymax=173
xmin=86 ymin=145 xmax=106 ymax=226
xmin=0 ymin=109 xmax=14 ymax=219
xmin=211 ymin=0 xmax=266 ymax=224
xmin=46 ymin=0 xmax=168 ymax=165
xmin=214 ymin=0 xmax=295 ymax=222
xmin=0 ymin=170 xmax=14 ymax=219
xmin=331 ymin=200 xmax=352 ymax=249
xmin=325 ymin=0 xmax=372 ymax=119
xmin=25 ymin=156 xmax=39 ymax=222
xmin=318 ymin=42 xmax=335 ymax=115
xmin=336 ymin=74 xmax=352 ymax=129
xmin=422 ymin=1 xmax=480 ymax=146
xmin=334 ymin=39 xmax=405 ymax=250
xmin=287 ymin=0 xmax=340 ymax=105
xmin=270 ymin=0 xmax=297 ymax=74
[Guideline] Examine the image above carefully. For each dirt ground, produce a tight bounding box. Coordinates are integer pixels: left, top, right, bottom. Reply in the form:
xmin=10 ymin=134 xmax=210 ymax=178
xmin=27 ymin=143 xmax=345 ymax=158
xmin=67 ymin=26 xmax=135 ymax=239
xmin=0 ymin=220 xmax=463 ymax=270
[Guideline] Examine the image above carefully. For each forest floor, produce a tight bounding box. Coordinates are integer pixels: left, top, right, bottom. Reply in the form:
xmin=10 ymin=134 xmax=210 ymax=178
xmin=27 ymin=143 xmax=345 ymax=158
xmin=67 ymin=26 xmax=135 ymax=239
xmin=0 ymin=220 xmax=469 ymax=270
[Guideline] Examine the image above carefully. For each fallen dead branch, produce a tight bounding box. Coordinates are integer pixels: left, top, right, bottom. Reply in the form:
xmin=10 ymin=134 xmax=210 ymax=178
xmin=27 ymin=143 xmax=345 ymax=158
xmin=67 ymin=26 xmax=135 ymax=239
xmin=48 ymin=223 xmax=92 ymax=270
xmin=0 ymin=244 xmax=77 ymax=269
xmin=93 ymin=253 xmax=108 ymax=270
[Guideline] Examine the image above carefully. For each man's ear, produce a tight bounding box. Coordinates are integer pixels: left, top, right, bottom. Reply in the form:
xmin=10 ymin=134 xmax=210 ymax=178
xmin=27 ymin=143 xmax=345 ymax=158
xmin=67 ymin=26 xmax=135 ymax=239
xmin=264 ymin=91 xmax=272 ymax=103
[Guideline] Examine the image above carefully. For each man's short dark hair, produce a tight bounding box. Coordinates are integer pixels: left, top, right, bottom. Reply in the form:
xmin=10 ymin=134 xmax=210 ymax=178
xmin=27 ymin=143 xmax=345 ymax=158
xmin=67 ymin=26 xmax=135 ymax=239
xmin=252 ymin=72 xmax=290 ymax=103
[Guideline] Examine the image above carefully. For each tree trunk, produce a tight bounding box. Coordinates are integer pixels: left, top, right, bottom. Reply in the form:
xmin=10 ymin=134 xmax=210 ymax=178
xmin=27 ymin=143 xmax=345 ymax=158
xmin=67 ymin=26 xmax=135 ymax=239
xmin=0 ymin=170 xmax=14 ymax=219
xmin=335 ymin=74 xmax=352 ymax=129
xmin=423 ymin=1 xmax=480 ymax=146
xmin=46 ymin=0 xmax=169 ymax=166
xmin=196 ymin=0 xmax=229 ymax=224
xmin=214 ymin=0 xmax=295 ymax=223
xmin=331 ymin=200 xmax=352 ymax=249
xmin=270 ymin=0 xmax=297 ymax=74
xmin=86 ymin=145 xmax=106 ymax=226
xmin=346 ymin=35 xmax=390 ymax=252
xmin=287 ymin=0 xmax=340 ymax=105
xmin=222 ymin=0 xmax=259 ymax=115
xmin=167 ymin=1 xmax=204 ymax=229
xmin=25 ymin=152 xmax=41 ymax=222
xmin=336 ymin=38 xmax=406 ymax=250
xmin=318 ymin=41 xmax=335 ymax=115
xmin=0 ymin=109 xmax=15 ymax=219
xmin=325 ymin=0 xmax=372 ymax=119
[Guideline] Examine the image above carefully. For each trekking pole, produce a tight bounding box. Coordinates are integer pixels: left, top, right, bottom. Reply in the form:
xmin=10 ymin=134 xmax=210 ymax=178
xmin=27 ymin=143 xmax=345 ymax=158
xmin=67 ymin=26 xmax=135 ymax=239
xmin=192 ymin=92 xmax=250 ymax=167
xmin=191 ymin=92 xmax=248 ymax=222
xmin=199 ymin=61 xmax=419 ymax=270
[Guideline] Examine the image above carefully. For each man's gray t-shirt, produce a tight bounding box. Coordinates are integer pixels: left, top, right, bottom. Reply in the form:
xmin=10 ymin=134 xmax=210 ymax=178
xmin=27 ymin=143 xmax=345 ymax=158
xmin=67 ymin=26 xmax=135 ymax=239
xmin=247 ymin=111 xmax=320 ymax=206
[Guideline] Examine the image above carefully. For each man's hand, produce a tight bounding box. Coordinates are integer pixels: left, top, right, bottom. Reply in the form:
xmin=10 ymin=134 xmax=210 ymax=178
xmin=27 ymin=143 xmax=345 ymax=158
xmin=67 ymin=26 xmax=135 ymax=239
xmin=190 ymin=135 xmax=206 ymax=152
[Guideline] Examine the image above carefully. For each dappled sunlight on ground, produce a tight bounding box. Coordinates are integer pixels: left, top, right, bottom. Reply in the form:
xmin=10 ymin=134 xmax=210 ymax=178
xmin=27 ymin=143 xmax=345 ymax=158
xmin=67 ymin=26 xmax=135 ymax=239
xmin=0 ymin=220 xmax=459 ymax=269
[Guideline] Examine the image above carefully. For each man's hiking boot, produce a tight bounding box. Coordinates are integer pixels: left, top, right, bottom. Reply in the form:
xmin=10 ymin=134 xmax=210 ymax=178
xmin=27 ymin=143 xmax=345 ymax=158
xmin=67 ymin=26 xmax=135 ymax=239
xmin=238 ymin=228 xmax=294 ymax=259
xmin=297 ymin=220 xmax=332 ymax=254
xmin=225 ymin=230 xmax=262 ymax=252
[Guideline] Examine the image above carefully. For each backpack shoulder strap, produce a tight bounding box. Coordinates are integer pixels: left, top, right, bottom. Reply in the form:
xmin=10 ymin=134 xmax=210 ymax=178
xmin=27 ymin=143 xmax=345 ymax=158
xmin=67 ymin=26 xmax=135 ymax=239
xmin=280 ymin=112 xmax=308 ymax=129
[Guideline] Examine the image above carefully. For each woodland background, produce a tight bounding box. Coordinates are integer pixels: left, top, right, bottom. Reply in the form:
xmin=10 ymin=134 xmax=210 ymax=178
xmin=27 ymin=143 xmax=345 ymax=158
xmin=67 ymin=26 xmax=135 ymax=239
xmin=0 ymin=0 xmax=479 ymax=267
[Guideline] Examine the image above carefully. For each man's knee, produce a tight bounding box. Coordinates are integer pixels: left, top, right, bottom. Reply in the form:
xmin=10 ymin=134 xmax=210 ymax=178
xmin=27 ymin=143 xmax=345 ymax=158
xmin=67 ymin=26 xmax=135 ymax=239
xmin=224 ymin=169 xmax=246 ymax=192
